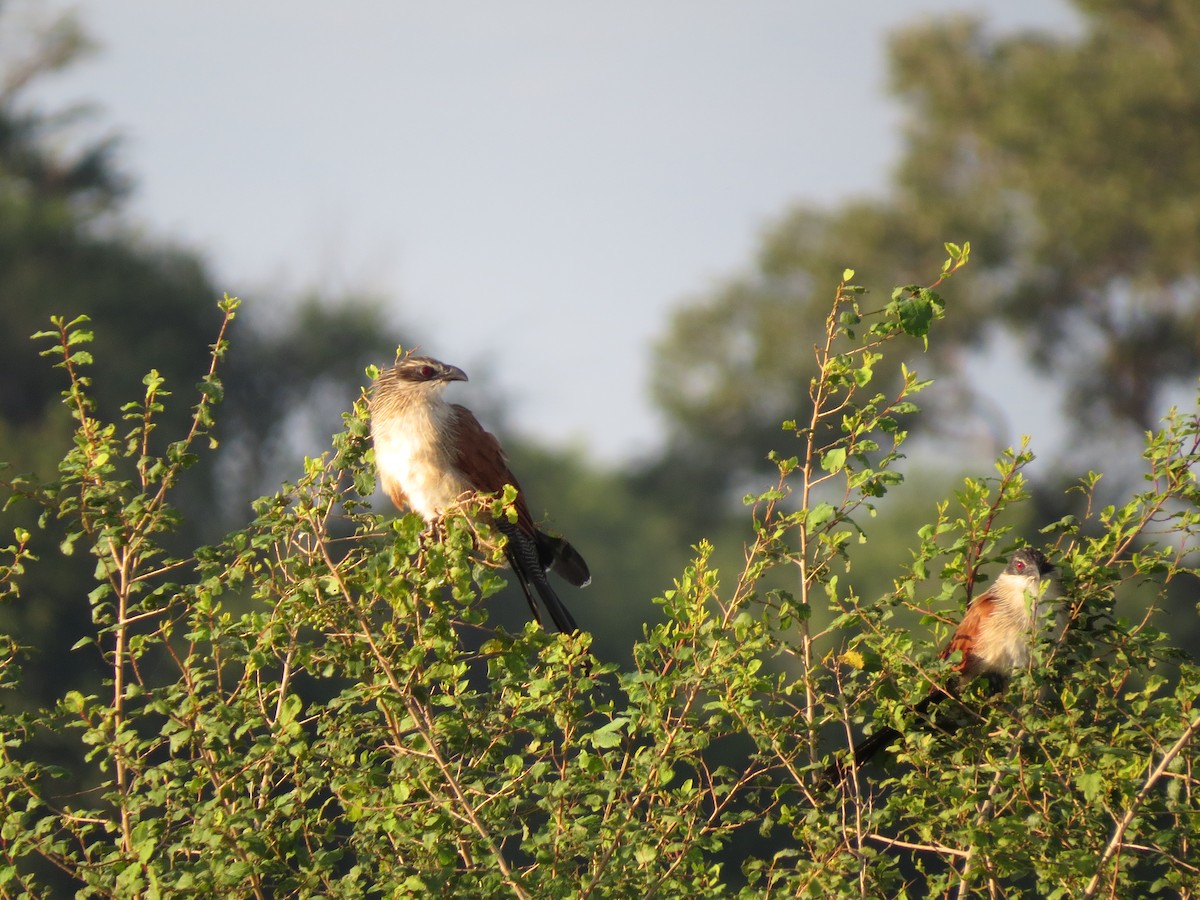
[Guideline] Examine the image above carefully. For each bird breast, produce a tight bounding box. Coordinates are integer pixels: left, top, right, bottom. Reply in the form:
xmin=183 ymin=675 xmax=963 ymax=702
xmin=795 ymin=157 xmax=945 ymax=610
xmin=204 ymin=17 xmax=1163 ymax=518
xmin=372 ymin=397 xmax=471 ymax=520
xmin=970 ymin=609 xmax=1031 ymax=673
xmin=970 ymin=572 xmax=1039 ymax=674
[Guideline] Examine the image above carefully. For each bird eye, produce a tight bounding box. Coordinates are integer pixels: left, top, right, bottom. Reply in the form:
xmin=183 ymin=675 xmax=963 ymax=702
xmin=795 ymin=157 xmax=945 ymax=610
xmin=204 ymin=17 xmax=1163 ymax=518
xmin=1014 ymin=559 xmax=1025 ymax=571
xmin=419 ymin=365 xmax=435 ymax=378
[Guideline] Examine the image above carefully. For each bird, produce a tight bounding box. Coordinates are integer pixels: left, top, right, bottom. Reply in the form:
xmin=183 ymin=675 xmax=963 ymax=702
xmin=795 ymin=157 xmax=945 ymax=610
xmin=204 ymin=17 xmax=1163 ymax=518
xmin=369 ymin=353 xmax=590 ymax=632
xmin=844 ymin=547 xmax=1059 ymax=771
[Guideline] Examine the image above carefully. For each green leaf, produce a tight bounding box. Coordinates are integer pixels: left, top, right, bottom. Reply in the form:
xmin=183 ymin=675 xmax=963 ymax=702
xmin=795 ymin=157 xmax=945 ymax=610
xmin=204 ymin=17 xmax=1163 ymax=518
xmin=1075 ymin=771 xmax=1104 ymax=803
xmin=589 ymin=717 xmax=629 ymax=749
xmin=806 ymin=502 xmax=836 ymax=528
xmin=821 ymin=447 xmax=847 ymax=473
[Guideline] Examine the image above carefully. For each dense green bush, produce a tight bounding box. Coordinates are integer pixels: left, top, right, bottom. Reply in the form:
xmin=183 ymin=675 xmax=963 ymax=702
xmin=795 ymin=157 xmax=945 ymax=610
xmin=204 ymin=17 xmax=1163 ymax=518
xmin=2 ymin=255 xmax=1198 ymax=896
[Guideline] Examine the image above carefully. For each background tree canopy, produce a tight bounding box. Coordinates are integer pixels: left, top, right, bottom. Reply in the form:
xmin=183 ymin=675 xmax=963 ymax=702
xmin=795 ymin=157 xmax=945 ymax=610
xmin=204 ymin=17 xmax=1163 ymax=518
xmin=0 ymin=6 xmax=402 ymax=704
xmin=651 ymin=0 xmax=1200 ymax=498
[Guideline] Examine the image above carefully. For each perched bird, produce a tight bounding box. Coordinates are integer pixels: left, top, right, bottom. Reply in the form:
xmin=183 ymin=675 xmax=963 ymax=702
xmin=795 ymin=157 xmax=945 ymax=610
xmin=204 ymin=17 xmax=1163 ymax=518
xmin=847 ymin=548 xmax=1059 ymax=770
xmin=369 ymin=353 xmax=590 ymax=632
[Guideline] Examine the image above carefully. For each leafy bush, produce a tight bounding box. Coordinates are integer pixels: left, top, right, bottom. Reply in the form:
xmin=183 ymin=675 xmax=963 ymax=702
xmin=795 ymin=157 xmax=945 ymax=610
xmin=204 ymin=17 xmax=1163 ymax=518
xmin=2 ymin=254 xmax=1198 ymax=897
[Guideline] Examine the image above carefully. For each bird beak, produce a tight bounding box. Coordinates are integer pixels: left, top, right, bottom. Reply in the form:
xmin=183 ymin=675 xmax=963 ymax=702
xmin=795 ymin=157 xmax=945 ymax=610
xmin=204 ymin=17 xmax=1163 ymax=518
xmin=441 ymin=364 xmax=468 ymax=383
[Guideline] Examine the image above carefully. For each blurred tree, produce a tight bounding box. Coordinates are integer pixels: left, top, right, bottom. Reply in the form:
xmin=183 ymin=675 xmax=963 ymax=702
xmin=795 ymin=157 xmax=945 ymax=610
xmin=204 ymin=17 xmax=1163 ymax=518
xmin=0 ymin=5 xmax=401 ymax=703
xmin=0 ymin=6 xmax=402 ymax=506
xmin=650 ymin=0 xmax=1200 ymax=503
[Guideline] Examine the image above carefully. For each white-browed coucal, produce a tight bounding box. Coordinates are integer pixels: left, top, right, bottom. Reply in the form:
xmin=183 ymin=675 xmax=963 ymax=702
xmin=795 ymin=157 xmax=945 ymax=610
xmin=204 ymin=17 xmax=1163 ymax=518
xmin=369 ymin=353 xmax=589 ymax=632
xmin=847 ymin=547 xmax=1059 ymax=769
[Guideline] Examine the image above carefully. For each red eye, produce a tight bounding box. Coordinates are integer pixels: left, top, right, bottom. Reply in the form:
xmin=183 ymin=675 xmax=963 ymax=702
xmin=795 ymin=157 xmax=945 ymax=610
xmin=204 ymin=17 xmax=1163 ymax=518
xmin=419 ymin=365 xmax=435 ymax=378
xmin=1014 ymin=560 xmax=1025 ymax=571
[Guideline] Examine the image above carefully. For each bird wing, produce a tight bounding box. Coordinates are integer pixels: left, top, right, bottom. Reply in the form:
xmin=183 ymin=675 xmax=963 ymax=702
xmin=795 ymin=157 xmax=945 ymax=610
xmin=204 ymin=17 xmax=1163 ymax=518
xmin=940 ymin=592 xmax=995 ymax=677
xmin=445 ymin=405 xmax=584 ymax=631
xmin=446 ymin=404 xmax=537 ymax=534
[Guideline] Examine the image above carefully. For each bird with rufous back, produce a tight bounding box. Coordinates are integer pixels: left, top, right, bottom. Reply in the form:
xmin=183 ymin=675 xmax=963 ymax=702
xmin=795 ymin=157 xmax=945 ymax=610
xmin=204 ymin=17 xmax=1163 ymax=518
xmin=369 ymin=353 xmax=589 ymax=632
xmin=842 ymin=547 xmax=1059 ymax=772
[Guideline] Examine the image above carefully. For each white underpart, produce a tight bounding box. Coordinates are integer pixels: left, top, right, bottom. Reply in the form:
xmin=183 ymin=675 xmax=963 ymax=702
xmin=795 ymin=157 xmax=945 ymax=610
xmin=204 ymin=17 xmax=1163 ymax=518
xmin=973 ymin=601 xmax=1032 ymax=673
xmin=372 ymin=392 xmax=469 ymax=520
xmin=972 ymin=570 xmax=1057 ymax=674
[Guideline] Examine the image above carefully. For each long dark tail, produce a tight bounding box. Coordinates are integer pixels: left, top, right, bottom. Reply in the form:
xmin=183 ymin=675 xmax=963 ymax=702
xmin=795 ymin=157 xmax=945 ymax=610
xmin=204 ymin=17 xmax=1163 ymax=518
xmin=851 ymin=725 xmax=903 ymax=769
xmin=497 ymin=521 xmax=579 ymax=632
xmin=828 ymin=674 xmax=1007 ymax=782
xmin=536 ymin=531 xmax=590 ymax=588
xmin=831 ymin=689 xmax=947 ymax=779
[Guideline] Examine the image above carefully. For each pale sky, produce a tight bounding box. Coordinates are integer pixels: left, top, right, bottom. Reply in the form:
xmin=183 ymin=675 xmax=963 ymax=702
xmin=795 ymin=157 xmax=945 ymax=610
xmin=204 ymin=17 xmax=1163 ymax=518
xmin=34 ymin=1 xmax=1077 ymax=463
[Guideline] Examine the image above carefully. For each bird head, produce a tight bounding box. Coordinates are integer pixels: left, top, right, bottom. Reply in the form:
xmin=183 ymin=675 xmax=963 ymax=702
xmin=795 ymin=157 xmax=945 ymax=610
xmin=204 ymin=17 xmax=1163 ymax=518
xmin=393 ymin=354 xmax=467 ymax=385
xmin=374 ymin=354 xmax=468 ymax=398
xmin=1004 ymin=547 xmax=1058 ymax=613
xmin=1005 ymin=548 xmax=1054 ymax=579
